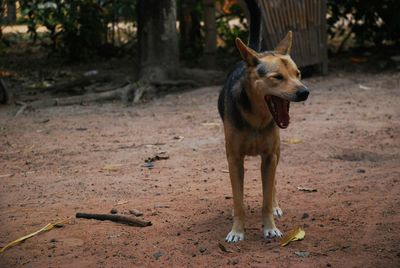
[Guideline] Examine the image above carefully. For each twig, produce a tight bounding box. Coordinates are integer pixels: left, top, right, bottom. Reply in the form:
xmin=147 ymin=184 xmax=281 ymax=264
xmin=76 ymin=212 xmax=152 ymax=227
xmin=15 ymin=101 xmax=28 ymax=117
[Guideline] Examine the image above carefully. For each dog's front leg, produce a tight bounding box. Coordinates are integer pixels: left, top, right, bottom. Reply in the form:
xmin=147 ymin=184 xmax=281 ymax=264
xmin=261 ymin=154 xmax=283 ymax=238
xmin=225 ymin=153 xmax=245 ymax=243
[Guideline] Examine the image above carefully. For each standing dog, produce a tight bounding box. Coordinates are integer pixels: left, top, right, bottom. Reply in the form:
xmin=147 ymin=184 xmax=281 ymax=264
xmin=218 ymin=0 xmax=309 ymax=243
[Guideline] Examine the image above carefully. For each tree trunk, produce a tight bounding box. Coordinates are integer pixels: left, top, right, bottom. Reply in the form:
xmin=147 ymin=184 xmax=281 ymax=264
xmin=179 ymin=0 xmax=202 ymax=61
xmin=6 ymin=0 xmax=16 ymax=24
xmin=137 ymin=0 xmax=179 ymax=81
xmin=202 ymin=0 xmax=217 ymax=69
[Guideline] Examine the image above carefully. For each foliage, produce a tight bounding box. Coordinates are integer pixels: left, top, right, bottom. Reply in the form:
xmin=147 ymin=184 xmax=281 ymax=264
xmin=19 ymin=0 xmax=135 ymax=60
xmin=327 ymin=0 xmax=400 ymax=47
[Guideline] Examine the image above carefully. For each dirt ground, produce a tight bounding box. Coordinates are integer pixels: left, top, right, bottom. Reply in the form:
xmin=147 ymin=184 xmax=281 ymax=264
xmin=0 ymin=69 xmax=399 ymax=267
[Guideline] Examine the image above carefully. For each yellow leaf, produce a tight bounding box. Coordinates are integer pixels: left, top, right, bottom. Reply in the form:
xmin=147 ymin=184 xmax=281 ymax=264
xmin=283 ymin=138 xmax=302 ymax=144
xmin=101 ymin=164 xmax=123 ymax=171
xmin=0 ymin=218 xmax=69 ymax=254
xmin=280 ymin=226 xmax=305 ymax=247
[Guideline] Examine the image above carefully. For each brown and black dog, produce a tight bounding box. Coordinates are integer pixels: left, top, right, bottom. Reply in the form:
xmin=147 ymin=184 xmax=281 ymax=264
xmin=218 ymin=0 xmax=309 ymax=243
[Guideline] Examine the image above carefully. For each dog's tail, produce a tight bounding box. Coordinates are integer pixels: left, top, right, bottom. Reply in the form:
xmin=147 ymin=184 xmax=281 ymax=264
xmin=244 ymin=0 xmax=262 ymax=52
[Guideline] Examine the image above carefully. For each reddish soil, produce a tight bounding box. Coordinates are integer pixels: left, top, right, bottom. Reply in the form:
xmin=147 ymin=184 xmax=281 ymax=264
xmin=0 ymin=71 xmax=399 ymax=267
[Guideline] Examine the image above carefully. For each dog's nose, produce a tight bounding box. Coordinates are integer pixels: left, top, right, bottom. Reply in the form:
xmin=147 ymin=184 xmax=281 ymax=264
xmin=295 ymin=87 xmax=309 ymax=101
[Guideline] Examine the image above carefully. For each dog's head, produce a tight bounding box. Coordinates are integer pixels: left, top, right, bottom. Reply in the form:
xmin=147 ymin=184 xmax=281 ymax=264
xmin=235 ymin=31 xmax=309 ymax=129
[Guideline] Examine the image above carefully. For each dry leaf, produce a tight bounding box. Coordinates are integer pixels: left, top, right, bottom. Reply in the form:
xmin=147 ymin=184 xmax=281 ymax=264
xmin=218 ymin=242 xmax=233 ymax=253
xmin=283 ymin=138 xmax=302 ymax=144
xmin=202 ymin=122 xmax=220 ymax=127
xmin=115 ymin=200 xmax=128 ymax=205
xmin=280 ymin=226 xmax=305 ymax=247
xmin=0 ymin=218 xmax=69 ymax=253
xmin=101 ymin=164 xmax=123 ymax=171
xmin=297 ymin=186 xmax=317 ymax=192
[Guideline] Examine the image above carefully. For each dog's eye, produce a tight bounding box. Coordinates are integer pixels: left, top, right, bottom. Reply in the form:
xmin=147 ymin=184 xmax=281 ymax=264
xmin=296 ymin=71 xmax=301 ymax=79
xmin=272 ymin=74 xmax=284 ymax=81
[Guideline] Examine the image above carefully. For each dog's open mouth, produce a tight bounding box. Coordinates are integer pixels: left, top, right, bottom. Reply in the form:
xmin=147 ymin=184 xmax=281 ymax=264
xmin=265 ymin=96 xmax=290 ymax=129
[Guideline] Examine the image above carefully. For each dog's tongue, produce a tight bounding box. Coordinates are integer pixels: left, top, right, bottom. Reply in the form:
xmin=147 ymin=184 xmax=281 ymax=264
xmin=271 ymin=96 xmax=290 ymax=129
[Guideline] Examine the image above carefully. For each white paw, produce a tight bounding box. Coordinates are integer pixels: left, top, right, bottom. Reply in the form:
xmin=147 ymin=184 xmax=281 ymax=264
xmin=263 ymin=227 xmax=283 ymax=238
xmin=225 ymin=230 xmax=244 ymax=243
xmin=273 ymin=207 xmax=283 ymax=217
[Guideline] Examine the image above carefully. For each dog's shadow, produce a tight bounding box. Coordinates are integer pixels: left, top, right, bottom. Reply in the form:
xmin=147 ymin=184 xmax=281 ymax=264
xmin=173 ymin=203 xmax=281 ymax=244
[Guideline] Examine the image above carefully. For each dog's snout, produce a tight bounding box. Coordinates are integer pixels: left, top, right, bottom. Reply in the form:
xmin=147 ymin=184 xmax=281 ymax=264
xmin=295 ymin=87 xmax=309 ymax=101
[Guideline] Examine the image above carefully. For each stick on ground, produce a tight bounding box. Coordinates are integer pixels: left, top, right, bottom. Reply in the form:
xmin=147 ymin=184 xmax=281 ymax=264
xmin=76 ymin=212 xmax=152 ymax=227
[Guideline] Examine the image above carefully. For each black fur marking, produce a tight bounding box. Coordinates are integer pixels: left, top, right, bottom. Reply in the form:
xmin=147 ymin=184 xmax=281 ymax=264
xmin=218 ymin=61 xmax=251 ymax=130
xmin=238 ymin=86 xmax=251 ymax=112
xmin=256 ymin=64 xmax=267 ymax=77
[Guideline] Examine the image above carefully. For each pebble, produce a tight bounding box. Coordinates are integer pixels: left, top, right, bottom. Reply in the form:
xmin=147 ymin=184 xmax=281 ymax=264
xmin=153 ymin=251 xmax=163 ymax=260
xmin=110 ymin=208 xmax=118 ymax=214
xmin=129 ymin=209 xmax=143 ymax=217
xmin=198 ymin=245 xmax=207 ymax=253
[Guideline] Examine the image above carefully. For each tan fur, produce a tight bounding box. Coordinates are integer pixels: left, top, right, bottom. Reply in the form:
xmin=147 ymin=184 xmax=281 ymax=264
xmin=223 ymin=31 xmax=306 ymax=242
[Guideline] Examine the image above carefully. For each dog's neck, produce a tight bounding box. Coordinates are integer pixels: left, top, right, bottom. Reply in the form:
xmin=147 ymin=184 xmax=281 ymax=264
xmin=237 ymin=76 xmax=275 ymax=130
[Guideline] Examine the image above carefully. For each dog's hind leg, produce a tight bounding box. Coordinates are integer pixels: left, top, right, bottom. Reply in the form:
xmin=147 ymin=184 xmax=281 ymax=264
xmin=225 ymin=152 xmax=245 ymax=243
xmin=261 ymin=154 xmax=283 ymax=238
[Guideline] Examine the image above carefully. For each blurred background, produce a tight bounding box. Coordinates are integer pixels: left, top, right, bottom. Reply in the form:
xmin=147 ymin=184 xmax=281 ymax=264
xmin=0 ymin=0 xmax=399 ymax=105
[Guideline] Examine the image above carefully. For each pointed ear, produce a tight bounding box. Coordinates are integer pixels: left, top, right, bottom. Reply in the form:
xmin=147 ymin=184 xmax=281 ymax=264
xmin=274 ymin=31 xmax=292 ymax=55
xmin=235 ymin=37 xmax=260 ymax=66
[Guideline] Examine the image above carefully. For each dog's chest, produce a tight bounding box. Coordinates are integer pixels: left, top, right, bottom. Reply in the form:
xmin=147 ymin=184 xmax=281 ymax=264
xmin=242 ymin=130 xmax=279 ymax=156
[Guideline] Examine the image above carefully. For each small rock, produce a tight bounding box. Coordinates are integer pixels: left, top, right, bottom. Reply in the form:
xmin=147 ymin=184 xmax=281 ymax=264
xmin=143 ymin=162 xmax=154 ymax=168
xmin=356 ymin=168 xmax=366 ymax=173
xmin=110 ymin=208 xmax=118 ymax=214
xmin=294 ymin=251 xmax=310 ymax=258
xmin=198 ymin=245 xmax=207 ymax=253
xmin=50 ymin=238 xmax=58 ymax=243
xmin=228 ymin=258 xmax=239 ymax=265
xmin=153 ymin=251 xmax=163 ymax=260
xmin=302 ymin=213 xmax=309 ymax=219
xmin=129 ymin=209 xmax=143 ymax=217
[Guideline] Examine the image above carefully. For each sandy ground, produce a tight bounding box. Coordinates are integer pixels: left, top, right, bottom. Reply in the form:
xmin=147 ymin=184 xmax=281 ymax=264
xmin=0 ymin=70 xmax=399 ymax=267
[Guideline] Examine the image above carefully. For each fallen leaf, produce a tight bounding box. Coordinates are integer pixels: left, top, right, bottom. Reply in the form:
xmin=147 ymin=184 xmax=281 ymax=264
xmin=280 ymin=226 xmax=305 ymax=247
xmin=358 ymin=84 xmax=372 ymax=90
xmin=173 ymin=136 xmax=184 ymax=141
xmin=145 ymin=152 xmax=170 ymax=163
xmin=154 ymin=204 xmax=170 ymax=209
xmin=297 ymin=186 xmax=317 ymax=192
xmin=218 ymin=242 xmax=233 ymax=253
xmin=115 ymin=200 xmax=128 ymax=205
xmin=0 ymin=218 xmax=70 ymax=253
xmin=102 ymin=164 xmax=123 ymax=171
xmin=283 ymin=138 xmax=302 ymax=144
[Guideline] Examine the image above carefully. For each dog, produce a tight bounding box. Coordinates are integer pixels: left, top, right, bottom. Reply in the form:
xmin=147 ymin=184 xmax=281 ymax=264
xmin=218 ymin=0 xmax=309 ymax=243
